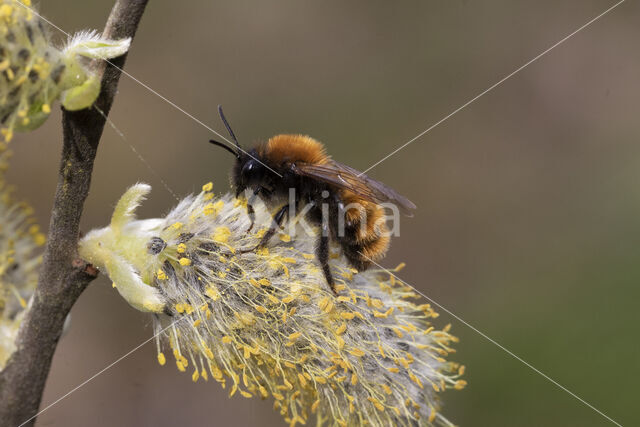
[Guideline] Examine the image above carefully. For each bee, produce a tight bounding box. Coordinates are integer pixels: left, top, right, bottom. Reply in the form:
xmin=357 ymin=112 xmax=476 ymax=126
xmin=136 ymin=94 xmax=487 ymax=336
xmin=209 ymin=106 xmax=415 ymax=294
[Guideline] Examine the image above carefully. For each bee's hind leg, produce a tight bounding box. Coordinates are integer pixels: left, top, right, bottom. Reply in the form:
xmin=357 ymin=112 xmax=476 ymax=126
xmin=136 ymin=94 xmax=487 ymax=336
xmin=241 ymin=203 xmax=289 ymax=253
xmin=316 ymin=222 xmax=337 ymax=295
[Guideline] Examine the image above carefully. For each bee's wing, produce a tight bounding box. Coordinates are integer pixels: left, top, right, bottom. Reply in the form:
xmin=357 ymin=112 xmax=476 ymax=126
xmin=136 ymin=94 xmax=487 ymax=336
xmin=294 ymin=161 xmax=416 ymax=216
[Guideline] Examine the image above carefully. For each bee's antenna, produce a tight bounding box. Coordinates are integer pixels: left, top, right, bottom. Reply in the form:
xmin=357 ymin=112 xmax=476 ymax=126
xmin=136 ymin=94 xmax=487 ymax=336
xmin=218 ymin=105 xmax=241 ymax=151
xmin=209 ymin=139 xmax=239 ymax=158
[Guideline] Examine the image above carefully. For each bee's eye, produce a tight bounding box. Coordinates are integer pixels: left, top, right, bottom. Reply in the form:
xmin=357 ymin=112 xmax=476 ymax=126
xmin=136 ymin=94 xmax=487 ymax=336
xmin=242 ymin=162 xmax=255 ymax=175
xmin=241 ymin=160 xmax=262 ymax=181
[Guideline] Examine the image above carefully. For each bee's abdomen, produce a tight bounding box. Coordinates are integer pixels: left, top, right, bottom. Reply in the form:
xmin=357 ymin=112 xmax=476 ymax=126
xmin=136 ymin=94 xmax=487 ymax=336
xmin=342 ymin=232 xmax=390 ymax=271
xmin=340 ymin=199 xmax=390 ymax=271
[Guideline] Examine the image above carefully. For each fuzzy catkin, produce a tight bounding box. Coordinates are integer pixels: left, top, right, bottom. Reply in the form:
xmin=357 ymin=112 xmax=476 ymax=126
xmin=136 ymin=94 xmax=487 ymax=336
xmin=0 ymin=146 xmax=44 ymax=370
xmin=79 ymin=183 xmax=466 ymax=426
xmin=0 ymin=0 xmax=131 ymax=142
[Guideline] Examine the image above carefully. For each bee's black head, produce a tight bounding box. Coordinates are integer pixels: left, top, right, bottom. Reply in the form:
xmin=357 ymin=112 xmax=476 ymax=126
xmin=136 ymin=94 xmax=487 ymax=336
xmin=233 ymin=151 xmax=267 ymax=196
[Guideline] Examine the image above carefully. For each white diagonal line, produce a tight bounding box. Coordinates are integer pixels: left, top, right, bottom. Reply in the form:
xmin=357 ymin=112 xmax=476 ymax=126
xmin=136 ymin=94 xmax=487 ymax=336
xmin=360 ymin=253 xmax=623 ymax=427
xmin=359 ymin=0 xmax=625 ymax=176
xmin=17 ymin=317 xmax=186 ymax=427
xmin=11 ymin=0 xmax=283 ymax=178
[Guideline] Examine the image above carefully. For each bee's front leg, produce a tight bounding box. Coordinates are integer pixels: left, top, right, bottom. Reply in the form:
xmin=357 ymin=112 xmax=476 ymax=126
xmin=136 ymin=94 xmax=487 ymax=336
xmin=245 ymin=188 xmax=261 ymax=233
xmin=241 ymin=203 xmax=289 ymax=252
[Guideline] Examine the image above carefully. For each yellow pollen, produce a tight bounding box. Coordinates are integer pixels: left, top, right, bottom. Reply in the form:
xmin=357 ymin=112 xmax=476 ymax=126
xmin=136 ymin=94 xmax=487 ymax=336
xmin=454 ymin=379 xmax=467 ymax=390
xmin=318 ymin=297 xmax=329 ymax=310
xmin=288 ymin=332 xmax=302 ymax=341
xmin=367 ymin=397 xmax=385 ymax=412
xmin=340 ymin=311 xmax=356 ymax=320
xmin=212 ymin=226 xmax=231 ymax=243
xmin=267 ymin=294 xmax=279 ymax=304
xmin=297 ymin=373 xmax=307 ymax=386
xmin=279 ymin=234 xmax=291 ymax=242
xmin=205 ymin=286 xmax=219 ymax=301
xmin=323 ymin=300 xmax=334 ymax=313
xmin=349 ymin=348 xmax=365 ymax=357
xmin=394 ymin=262 xmax=406 ymax=271
xmin=203 ymin=203 xmax=215 ymax=215
xmin=259 ymin=386 xmax=268 ymax=397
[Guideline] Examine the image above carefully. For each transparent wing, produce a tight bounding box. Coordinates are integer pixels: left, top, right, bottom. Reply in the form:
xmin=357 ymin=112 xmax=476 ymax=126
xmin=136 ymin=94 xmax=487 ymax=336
xmin=294 ymin=161 xmax=416 ymax=215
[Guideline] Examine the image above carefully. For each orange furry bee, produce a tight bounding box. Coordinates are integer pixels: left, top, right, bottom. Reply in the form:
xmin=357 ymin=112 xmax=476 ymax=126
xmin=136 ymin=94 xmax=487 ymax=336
xmin=210 ymin=106 xmax=415 ymax=293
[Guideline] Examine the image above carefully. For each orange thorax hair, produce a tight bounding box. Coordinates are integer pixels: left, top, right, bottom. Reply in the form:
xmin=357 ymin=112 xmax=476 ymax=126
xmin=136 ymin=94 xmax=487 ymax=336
xmin=260 ymin=134 xmax=330 ymax=166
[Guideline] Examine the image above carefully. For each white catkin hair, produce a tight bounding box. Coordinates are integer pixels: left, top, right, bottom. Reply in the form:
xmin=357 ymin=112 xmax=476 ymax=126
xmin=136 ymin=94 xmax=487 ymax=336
xmin=78 ymin=182 xmax=466 ymax=426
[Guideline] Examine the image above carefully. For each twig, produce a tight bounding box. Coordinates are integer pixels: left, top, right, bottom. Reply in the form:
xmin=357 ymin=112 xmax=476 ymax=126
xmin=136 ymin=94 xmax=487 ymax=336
xmin=0 ymin=1 xmax=149 ymax=426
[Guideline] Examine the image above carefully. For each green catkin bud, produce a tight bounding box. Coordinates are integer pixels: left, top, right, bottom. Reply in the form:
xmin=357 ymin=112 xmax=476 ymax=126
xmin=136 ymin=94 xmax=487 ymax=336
xmin=0 ymin=0 xmax=131 ymax=142
xmin=0 ymin=145 xmax=44 ymax=370
xmin=78 ymin=183 xmax=466 ymax=426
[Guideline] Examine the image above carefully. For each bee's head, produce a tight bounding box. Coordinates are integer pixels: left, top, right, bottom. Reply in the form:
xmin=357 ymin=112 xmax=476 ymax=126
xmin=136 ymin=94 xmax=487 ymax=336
xmin=233 ymin=151 xmax=267 ymax=196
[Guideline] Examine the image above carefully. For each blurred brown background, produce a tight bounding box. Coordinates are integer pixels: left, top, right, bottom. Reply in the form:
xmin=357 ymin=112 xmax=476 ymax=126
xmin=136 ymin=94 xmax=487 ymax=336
xmin=7 ymin=0 xmax=640 ymax=425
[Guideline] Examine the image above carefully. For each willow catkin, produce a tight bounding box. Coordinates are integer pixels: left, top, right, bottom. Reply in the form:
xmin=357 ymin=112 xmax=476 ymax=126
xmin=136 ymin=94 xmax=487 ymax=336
xmin=0 ymin=146 xmax=44 ymax=370
xmin=78 ymin=183 xmax=466 ymax=426
xmin=0 ymin=0 xmax=131 ymax=142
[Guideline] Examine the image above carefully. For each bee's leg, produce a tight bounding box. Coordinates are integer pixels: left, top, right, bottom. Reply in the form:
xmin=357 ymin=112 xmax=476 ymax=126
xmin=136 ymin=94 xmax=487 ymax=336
xmin=241 ymin=204 xmax=289 ymax=252
xmin=316 ymin=221 xmax=336 ymax=295
xmin=245 ymin=187 xmax=263 ymax=233
xmin=246 ymin=203 xmax=255 ymax=232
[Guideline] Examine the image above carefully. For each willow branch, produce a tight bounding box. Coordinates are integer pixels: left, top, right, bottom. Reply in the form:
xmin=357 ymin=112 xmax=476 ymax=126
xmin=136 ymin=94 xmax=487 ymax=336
xmin=0 ymin=1 xmax=149 ymax=425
